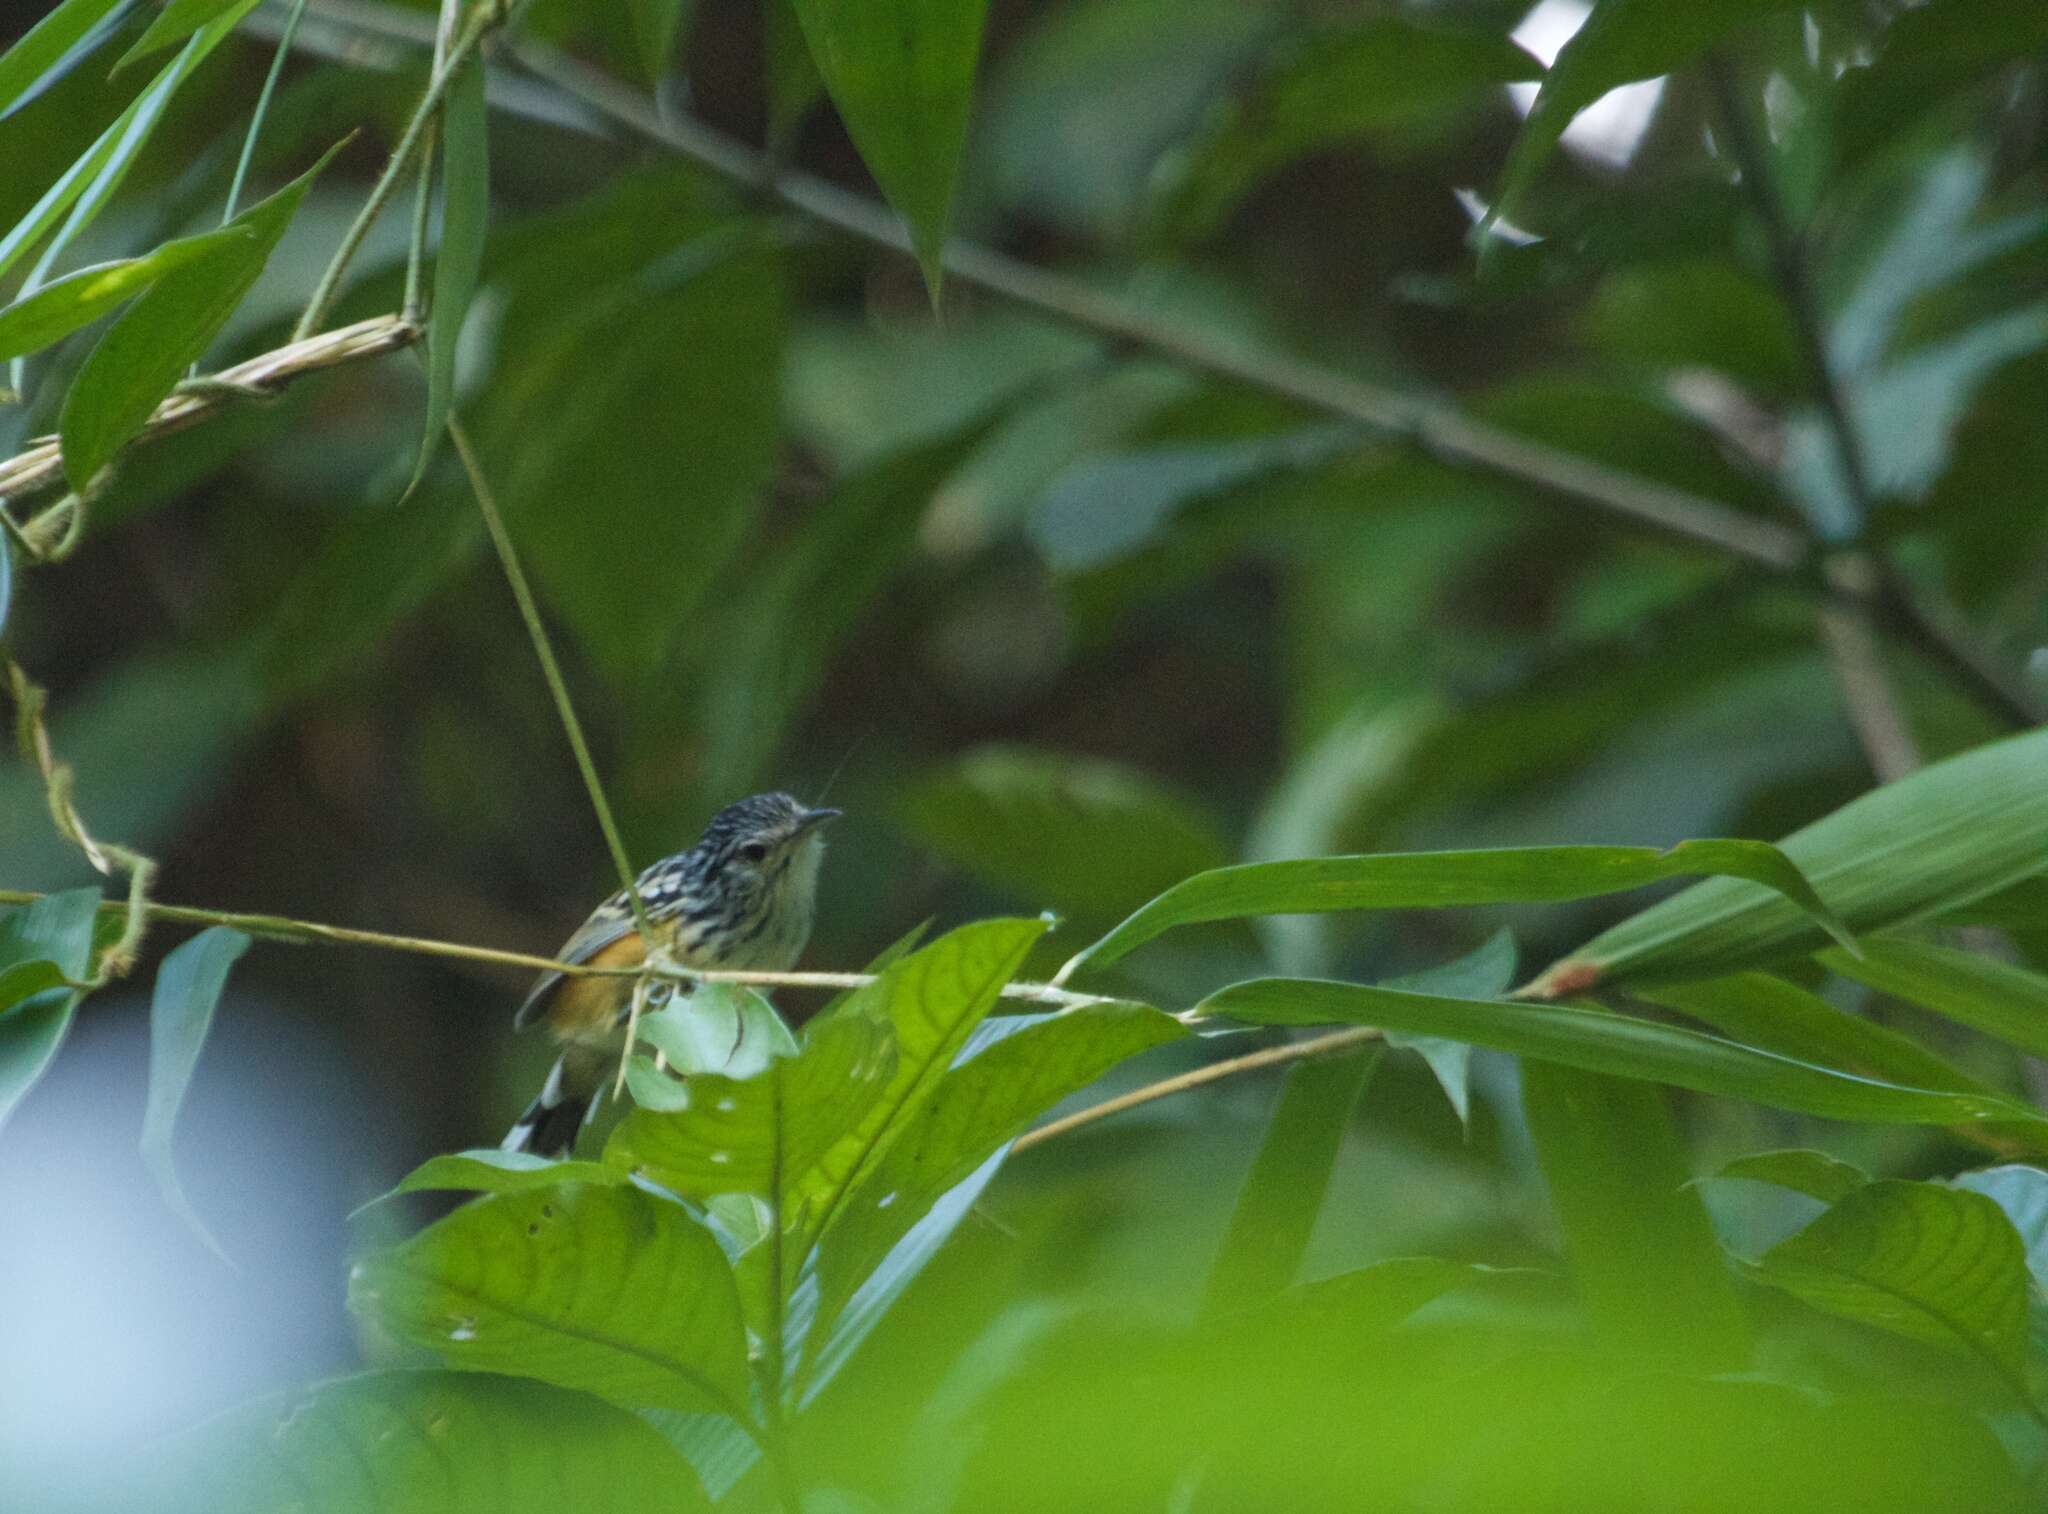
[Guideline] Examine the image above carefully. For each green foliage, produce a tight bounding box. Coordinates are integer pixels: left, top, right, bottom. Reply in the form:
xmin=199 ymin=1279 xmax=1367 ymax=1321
xmin=9 ymin=0 xmax=2048 ymax=1506
xmin=786 ymin=0 xmax=991 ymax=293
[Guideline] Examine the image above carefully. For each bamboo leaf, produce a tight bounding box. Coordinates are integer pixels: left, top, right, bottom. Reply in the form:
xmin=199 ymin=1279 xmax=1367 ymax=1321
xmin=1536 ymin=727 xmax=2048 ymax=992
xmin=1823 ymin=938 xmax=2048 ymax=1059
xmin=1197 ymin=976 xmax=2046 ymax=1130
xmin=1525 ymin=1056 xmax=1750 ymax=1366
xmin=786 ymin=0 xmax=991 ymax=296
xmin=1064 ymin=841 xmax=1852 ymax=981
xmin=140 ymin=925 xmax=249 ymax=1261
xmin=59 ymin=136 xmax=343 ymax=491
xmin=1382 ymin=930 xmax=1518 ymax=1126
xmin=117 ymin=0 xmax=259 ymax=70
xmin=411 ymin=45 xmax=490 ymax=491
xmin=351 ymin=1184 xmax=753 ymax=1421
xmin=1204 ymin=1045 xmax=1381 ymax=1317
xmin=1744 ymin=1180 xmax=2032 ymax=1388
xmin=0 ymin=888 xmax=100 ymax=1134
xmin=0 ymin=231 xmax=246 ymax=363
xmin=0 ymin=0 xmax=128 ymax=117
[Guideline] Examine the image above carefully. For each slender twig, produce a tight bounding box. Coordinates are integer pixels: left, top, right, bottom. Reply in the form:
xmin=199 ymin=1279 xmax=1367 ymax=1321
xmin=445 ymin=415 xmax=652 ymax=938
xmin=0 ymin=886 xmax=1116 ymax=1010
xmin=1011 ymin=1027 xmax=1383 ymax=1152
xmin=224 ymin=0 xmax=314 ymax=226
xmin=1817 ymin=556 xmax=1922 ymax=781
xmin=0 ymin=314 xmax=421 ymax=501
xmin=291 ymin=0 xmax=500 ymax=341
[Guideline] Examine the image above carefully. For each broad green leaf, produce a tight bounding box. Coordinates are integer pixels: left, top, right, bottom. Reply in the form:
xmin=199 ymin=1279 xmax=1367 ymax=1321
xmin=1525 ymin=1059 xmax=1749 ymax=1366
xmin=811 ymin=918 xmax=932 ymax=1024
xmin=626 ymin=0 xmax=695 ymax=86
xmin=60 ymin=137 xmax=343 ymax=491
xmin=1382 ymin=930 xmax=1518 ymax=1127
xmin=1157 ymin=19 xmax=1539 ymax=236
xmin=625 ymin=1054 xmax=691 ymax=1112
xmin=1492 ymin=0 xmax=1798 ymax=227
xmin=0 ymin=0 xmax=126 ymax=117
xmin=605 ymin=1012 xmax=894 ymax=1198
xmin=148 ymin=1371 xmax=708 ymax=1514
xmin=901 ymin=746 xmax=1229 ymax=923
xmin=1952 ymin=1165 xmax=2048 ymax=1290
xmin=636 ymin=982 xmax=798 ymax=1077
xmin=1065 ymin=841 xmax=1852 ymax=981
xmin=786 ymin=0 xmax=991 ymax=294
xmin=0 ymin=888 xmax=99 ymax=1133
xmin=141 ymin=925 xmax=249 ymax=1260
xmin=352 ymin=1184 xmax=752 ymax=1420
xmin=1538 ymin=726 xmax=2048 ymax=992
xmin=1745 ymin=1180 xmax=2032 ymax=1388
xmin=0 ymin=6 xmax=258 ymax=288
xmin=115 ymin=0 xmax=254 ymax=70
xmin=1197 ymin=977 xmax=2046 ymax=1130
xmin=1706 ymin=1149 xmax=1869 ymax=1204
xmin=1936 ymin=876 xmax=2048 ymax=932
xmin=0 ymin=959 xmax=67 ymax=1009
xmin=812 ymin=1000 xmax=1186 ymax=1348
xmin=0 ymin=226 xmax=254 ymax=362
xmin=359 ymin=1149 xmax=628 ymax=1211
xmin=1204 ymin=1045 xmax=1381 ymax=1317
xmin=794 ymin=918 xmax=1045 ymax=1258
xmin=411 ymin=47 xmax=490 ymax=492
xmin=1823 ymin=938 xmax=2048 ymax=1059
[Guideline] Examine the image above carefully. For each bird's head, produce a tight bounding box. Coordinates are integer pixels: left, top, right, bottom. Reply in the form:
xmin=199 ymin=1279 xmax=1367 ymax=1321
xmin=698 ymin=791 xmax=840 ymax=890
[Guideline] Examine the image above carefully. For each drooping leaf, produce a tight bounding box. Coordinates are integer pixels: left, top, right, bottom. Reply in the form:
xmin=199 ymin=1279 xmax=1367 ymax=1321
xmin=146 ymin=1371 xmax=708 ymax=1514
xmin=59 ymin=136 xmax=343 ymax=491
xmin=605 ymin=1012 xmax=894 ymax=1199
xmin=1064 ymin=840 xmax=1852 ymax=982
xmin=0 ymin=5 xmax=259 ymax=288
xmin=358 ymin=1149 xmax=629 ymax=1211
xmin=1745 ymin=1180 xmax=2032 ymax=1389
xmin=115 ymin=0 xmax=257 ymax=70
xmin=0 ymin=225 xmax=255 ymax=362
xmin=1492 ymin=0 xmax=1799 ymax=227
xmin=1525 ymin=1057 xmax=1749 ymax=1367
xmin=1823 ymin=938 xmax=2048 ymax=1060
xmin=0 ymin=0 xmax=128 ymax=117
xmin=351 ymin=1184 xmax=753 ymax=1421
xmin=812 ymin=1000 xmax=1186 ymax=1348
xmin=786 ymin=0 xmax=992 ymax=295
xmin=1951 ymin=1165 xmax=2048 ymax=1290
xmin=1536 ymin=726 xmax=2048 ymax=992
xmin=1197 ymin=976 xmax=2046 ymax=1130
xmin=140 ymin=925 xmax=249 ymax=1261
xmin=1705 ymin=1149 xmax=1870 ymax=1204
xmin=901 ymin=746 xmax=1230 ymax=924
xmin=1381 ymin=930 xmax=1518 ymax=1127
xmin=410 ymin=45 xmax=490 ymax=491
xmin=1204 ymin=1045 xmax=1380 ymax=1317
xmin=0 ymin=887 xmax=100 ymax=1133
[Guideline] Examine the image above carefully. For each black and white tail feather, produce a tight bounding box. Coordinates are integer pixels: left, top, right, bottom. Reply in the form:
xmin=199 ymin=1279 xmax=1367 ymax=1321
xmin=501 ymin=1051 xmax=601 ymax=1158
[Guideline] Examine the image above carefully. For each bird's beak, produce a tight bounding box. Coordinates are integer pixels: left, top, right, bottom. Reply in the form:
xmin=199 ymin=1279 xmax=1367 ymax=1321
xmin=798 ymin=806 xmax=842 ymax=833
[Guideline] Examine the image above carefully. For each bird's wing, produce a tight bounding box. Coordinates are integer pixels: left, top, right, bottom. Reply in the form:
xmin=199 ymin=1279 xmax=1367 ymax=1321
xmin=514 ymin=888 xmax=639 ymax=1030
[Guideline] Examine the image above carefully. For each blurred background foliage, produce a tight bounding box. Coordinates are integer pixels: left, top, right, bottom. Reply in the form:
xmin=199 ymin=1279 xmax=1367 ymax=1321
xmin=4 ymin=0 xmax=2048 ymax=1508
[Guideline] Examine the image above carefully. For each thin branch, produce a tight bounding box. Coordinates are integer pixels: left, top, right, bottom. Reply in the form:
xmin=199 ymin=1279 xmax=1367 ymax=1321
xmin=1011 ymin=1027 xmax=1383 ymax=1153
xmin=1817 ymin=555 xmax=1922 ymax=782
xmin=445 ymin=415 xmax=655 ymax=943
xmin=0 ymin=314 xmax=420 ymax=501
xmin=0 ymin=886 xmax=1116 ymax=1009
xmin=292 ymin=0 xmax=501 ymax=341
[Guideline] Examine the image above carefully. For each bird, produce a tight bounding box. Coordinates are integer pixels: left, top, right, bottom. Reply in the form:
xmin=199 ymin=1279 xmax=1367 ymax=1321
xmin=501 ymin=791 xmax=840 ymax=1157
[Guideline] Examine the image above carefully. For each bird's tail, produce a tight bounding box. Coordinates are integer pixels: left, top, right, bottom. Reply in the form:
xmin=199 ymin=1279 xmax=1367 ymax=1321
xmin=501 ymin=1049 xmax=603 ymax=1158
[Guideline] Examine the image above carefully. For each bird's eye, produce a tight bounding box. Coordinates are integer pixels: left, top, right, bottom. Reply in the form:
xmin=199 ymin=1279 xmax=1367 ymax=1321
xmin=737 ymin=842 xmax=770 ymax=863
